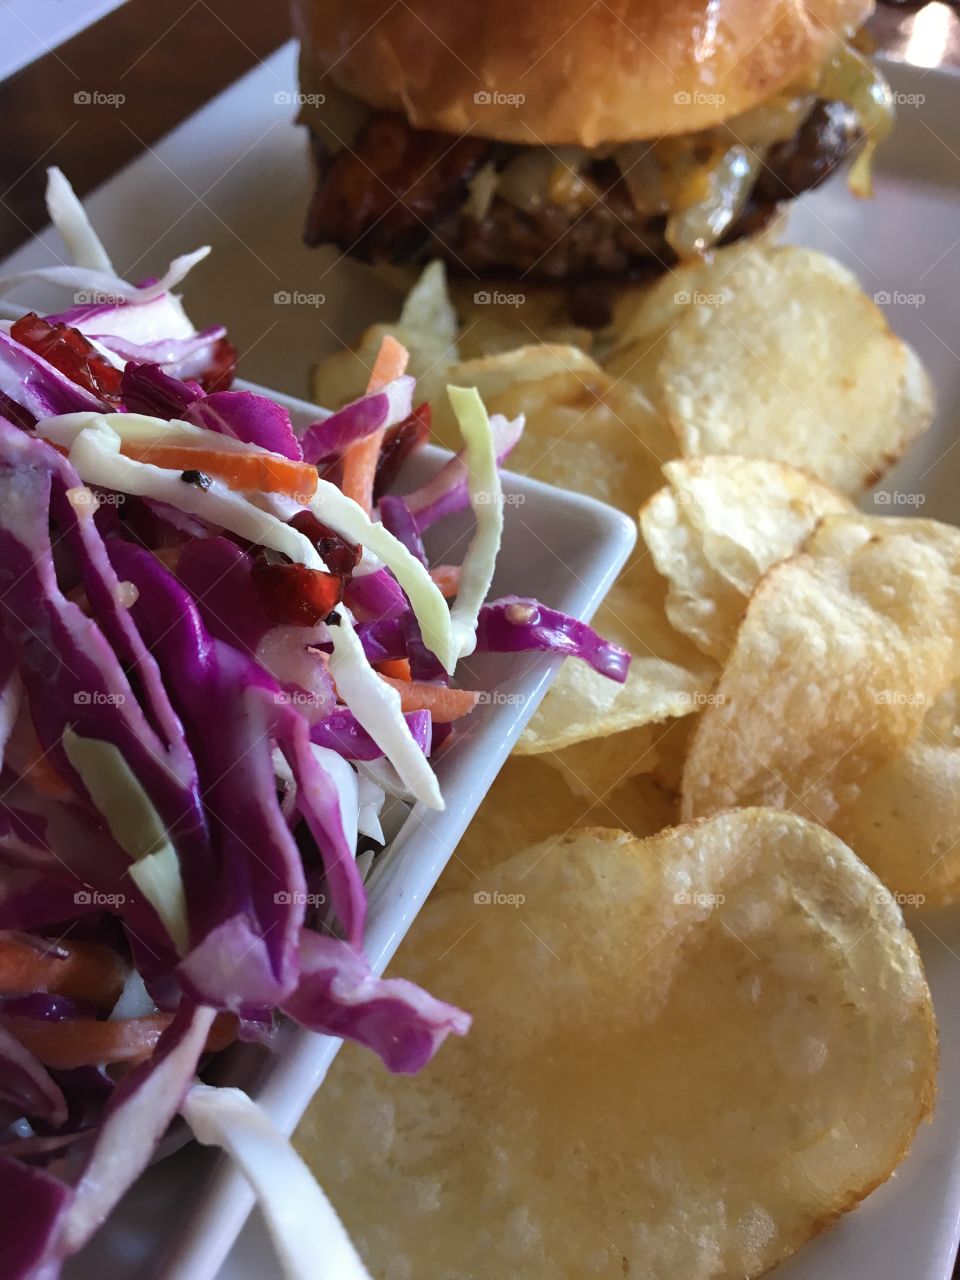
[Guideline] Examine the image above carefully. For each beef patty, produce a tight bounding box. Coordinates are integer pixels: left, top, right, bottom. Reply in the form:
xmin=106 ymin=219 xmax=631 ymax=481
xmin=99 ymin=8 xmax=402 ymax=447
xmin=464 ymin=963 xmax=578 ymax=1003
xmin=304 ymin=101 xmax=860 ymax=283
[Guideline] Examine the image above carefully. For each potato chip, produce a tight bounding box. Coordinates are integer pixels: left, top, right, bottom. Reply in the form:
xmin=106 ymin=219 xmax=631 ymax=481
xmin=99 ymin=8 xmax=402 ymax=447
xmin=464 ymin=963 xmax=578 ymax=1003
xmin=437 ymin=753 xmax=676 ymax=893
xmin=640 ymin=457 xmax=853 ymax=659
xmin=682 ymin=515 xmax=960 ymax=900
xmin=311 ymin=260 xmax=460 ymax=410
xmin=836 ymin=678 xmax=960 ymax=906
xmin=426 ymin=346 xmax=598 ymax=448
xmin=670 ymin=457 xmax=853 ymax=593
xmin=517 ymin=555 xmax=716 ymax=755
xmin=449 ymin=279 xmax=596 ymax=360
xmin=640 ymin=487 xmax=740 ymax=661
xmin=606 ymin=235 xmax=789 ymax=352
xmin=297 ymin=811 xmax=936 ymax=1280
xmin=602 ymin=333 xmax=669 ymax=407
xmin=657 ymin=247 xmax=933 ymax=493
xmin=544 ymin=724 xmax=659 ymax=799
xmin=481 ymin=367 xmax=675 ymax=513
xmin=396 ymin=259 xmax=458 ymax=342
xmin=897 ymin=340 xmax=940 ymax=462
xmin=425 ymin=345 xmax=700 ymax=777
xmin=649 ymin=713 xmax=697 ymax=793
xmin=396 ymin=337 xmax=675 ymax=514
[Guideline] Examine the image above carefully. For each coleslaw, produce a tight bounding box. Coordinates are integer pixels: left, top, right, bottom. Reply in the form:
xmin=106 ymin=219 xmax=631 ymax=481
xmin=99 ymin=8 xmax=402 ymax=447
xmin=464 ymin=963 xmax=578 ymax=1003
xmin=0 ymin=170 xmax=630 ymax=1278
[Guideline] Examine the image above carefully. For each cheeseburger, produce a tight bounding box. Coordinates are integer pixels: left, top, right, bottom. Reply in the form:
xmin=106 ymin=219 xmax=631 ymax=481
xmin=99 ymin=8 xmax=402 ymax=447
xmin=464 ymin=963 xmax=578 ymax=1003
xmin=294 ymin=0 xmax=893 ymax=284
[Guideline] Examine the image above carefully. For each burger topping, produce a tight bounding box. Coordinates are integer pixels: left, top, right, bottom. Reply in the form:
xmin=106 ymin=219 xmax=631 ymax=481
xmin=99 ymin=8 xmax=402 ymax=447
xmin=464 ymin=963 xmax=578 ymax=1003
xmin=303 ymin=41 xmax=891 ymax=277
xmin=304 ymin=113 xmax=489 ymax=259
xmin=815 ymin=42 xmax=895 ymax=197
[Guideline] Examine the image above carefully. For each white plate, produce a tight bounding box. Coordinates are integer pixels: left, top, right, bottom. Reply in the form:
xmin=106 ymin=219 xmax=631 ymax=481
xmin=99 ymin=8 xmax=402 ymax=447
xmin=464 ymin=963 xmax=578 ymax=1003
xmin=3 ymin=41 xmax=958 ymax=1280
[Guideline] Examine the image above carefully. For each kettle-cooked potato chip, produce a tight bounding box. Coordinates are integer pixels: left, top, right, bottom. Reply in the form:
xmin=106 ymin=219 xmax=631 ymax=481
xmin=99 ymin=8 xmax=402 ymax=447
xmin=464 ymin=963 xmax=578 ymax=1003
xmin=640 ymin=486 xmax=742 ymax=661
xmin=450 ymin=280 xmax=596 ymax=359
xmin=657 ymin=247 xmax=933 ymax=493
xmin=297 ymin=811 xmax=936 ymax=1280
xmin=682 ymin=515 xmax=960 ymax=900
xmin=415 ymin=346 xmax=600 ymax=450
xmin=431 ymin=352 xmax=675 ymax=512
xmin=438 ymin=753 xmax=677 ymax=892
xmin=640 ymin=457 xmax=853 ymax=659
xmin=311 ymin=260 xmax=461 ymax=410
xmin=542 ymin=723 xmax=659 ymax=798
xmin=606 ymin=234 xmax=793 ymax=352
xmin=517 ymin=556 xmax=716 ymax=755
xmin=836 ymin=677 xmax=960 ymax=906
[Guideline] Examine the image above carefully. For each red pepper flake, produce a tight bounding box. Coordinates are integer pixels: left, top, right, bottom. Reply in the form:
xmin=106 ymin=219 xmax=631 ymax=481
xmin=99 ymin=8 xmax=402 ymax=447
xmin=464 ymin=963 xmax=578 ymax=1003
xmin=288 ymin=511 xmax=361 ymax=577
xmin=198 ymin=336 xmax=238 ymax=392
xmin=373 ymin=402 xmax=431 ymax=501
xmin=252 ymin=562 xmax=344 ymax=628
xmin=11 ymin=312 xmax=123 ymax=403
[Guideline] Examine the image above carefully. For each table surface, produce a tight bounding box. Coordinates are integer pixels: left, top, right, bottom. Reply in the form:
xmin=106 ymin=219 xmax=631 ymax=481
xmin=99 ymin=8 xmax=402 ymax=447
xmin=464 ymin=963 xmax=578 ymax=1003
xmin=0 ymin=1 xmax=957 ymax=1277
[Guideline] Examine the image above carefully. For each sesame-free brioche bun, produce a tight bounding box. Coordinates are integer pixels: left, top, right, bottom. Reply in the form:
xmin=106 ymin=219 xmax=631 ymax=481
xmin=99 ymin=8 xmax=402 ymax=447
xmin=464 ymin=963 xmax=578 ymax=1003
xmin=293 ymin=0 xmax=874 ymax=147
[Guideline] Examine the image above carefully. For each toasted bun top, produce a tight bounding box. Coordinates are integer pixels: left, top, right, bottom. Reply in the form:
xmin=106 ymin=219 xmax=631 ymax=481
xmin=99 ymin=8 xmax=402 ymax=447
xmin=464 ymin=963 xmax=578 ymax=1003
xmin=293 ymin=0 xmax=873 ymax=146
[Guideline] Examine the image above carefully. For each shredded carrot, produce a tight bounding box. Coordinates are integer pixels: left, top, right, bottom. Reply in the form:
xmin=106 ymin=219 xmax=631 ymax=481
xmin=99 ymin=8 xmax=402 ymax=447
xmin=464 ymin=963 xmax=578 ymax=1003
xmin=6 ymin=711 xmax=76 ymax=803
xmin=340 ymin=335 xmax=410 ymax=514
xmin=368 ymin=335 xmax=410 ymax=394
xmin=118 ymin=441 xmax=318 ymax=502
xmin=378 ymin=676 xmax=479 ymax=723
xmin=429 ymin=564 xmax=461 ymax=598
xmin=3 ymin=1010 xmax=237 ymax=1070
xmin=0 ymin=933 xmax=127 ymax=1008
xmin=376 ymin=658 xmax=412 ymax=681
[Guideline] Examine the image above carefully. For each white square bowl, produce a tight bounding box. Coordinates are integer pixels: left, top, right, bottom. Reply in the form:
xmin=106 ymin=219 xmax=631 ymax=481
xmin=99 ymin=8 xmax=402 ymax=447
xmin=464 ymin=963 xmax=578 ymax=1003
xmin=63 ymin=382 xmax=636 ymax=1279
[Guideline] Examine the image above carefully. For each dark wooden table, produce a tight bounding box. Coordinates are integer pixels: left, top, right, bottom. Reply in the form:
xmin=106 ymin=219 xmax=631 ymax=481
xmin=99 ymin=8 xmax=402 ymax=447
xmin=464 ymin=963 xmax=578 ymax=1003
xmin=0 ymin=0 xmax=957 ymax=1276
xmin=0 ymin=0 xmax=291 ymax=258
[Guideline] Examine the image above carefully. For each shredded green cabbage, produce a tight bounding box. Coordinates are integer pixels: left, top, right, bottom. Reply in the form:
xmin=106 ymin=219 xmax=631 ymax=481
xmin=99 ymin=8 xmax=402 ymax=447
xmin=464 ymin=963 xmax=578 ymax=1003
xmin=38 ymin=415 xmax=326 ymax=568
xmin=308 ymin=479 xmax=456 ymax=673
xmin=446 ymin=386 xmax=504 ymax=662
xmin=182 ymin=1084 xmax=373 ymax=1280
xmin=63 ymin=730 xmax=189 ymax=952
xmin=328 ymin=618 xmax=443 ymax=811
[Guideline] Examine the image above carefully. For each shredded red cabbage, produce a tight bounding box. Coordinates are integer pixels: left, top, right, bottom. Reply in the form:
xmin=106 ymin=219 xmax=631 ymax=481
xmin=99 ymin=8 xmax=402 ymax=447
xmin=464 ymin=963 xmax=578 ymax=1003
xmin=0 ymin=227 xmax=632 ymax=1274
xmin=379 ymin=494 xmax=427 ymax=565
xmin=475 ymin=597 xmax=631 ymax=682
xmin=299 ymin=377 xmax=414 ymax=464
